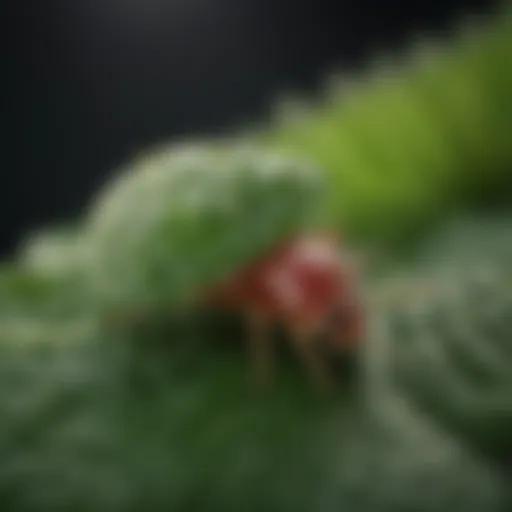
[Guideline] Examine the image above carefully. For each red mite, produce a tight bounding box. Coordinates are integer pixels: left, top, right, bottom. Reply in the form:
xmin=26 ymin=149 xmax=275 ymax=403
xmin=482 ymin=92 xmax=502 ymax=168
xmin=202 ymin=232 xmax=365 ymax=391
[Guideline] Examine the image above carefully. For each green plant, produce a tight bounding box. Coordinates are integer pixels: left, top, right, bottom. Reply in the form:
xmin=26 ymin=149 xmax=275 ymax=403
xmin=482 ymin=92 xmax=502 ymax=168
xmin=1 ymin=179 xmax=511 ymax=512
xmin=255 ymin=6 xmax=512 ymax=248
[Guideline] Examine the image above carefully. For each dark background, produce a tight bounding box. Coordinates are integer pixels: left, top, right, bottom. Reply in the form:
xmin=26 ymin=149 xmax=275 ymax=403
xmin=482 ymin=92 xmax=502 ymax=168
xmin=3 ymin=0 xmax=499 ymax=257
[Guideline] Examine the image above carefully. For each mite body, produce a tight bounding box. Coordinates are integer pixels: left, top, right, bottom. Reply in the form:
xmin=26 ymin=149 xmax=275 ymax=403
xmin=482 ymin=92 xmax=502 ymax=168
xmin=202 ymin=233 xmax=365 ymax=391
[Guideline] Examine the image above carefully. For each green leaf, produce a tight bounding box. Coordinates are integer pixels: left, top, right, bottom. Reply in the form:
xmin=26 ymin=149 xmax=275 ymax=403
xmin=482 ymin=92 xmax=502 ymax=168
xmin=0 ymin=215 xmax=510 ymax=511
xmin=257 ymin=7 xmax=512 ymax=247
xmin=83 ymin=142 xmax=326 ymax=310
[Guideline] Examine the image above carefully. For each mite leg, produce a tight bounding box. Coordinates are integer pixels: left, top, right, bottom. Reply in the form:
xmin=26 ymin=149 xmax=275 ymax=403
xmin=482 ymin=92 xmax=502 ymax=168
xmin=287 ymin=320 xmax=335 ymax=393
xmin=328 ymin=298 xmax=366 ymax=352
xmin=246 ymin=309 xmax=274 ymax=389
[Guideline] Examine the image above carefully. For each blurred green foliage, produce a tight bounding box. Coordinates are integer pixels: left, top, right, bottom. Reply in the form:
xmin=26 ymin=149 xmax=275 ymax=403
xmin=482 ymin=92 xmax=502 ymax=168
xmin=257 ymin=6 xmax=512 ymax=247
